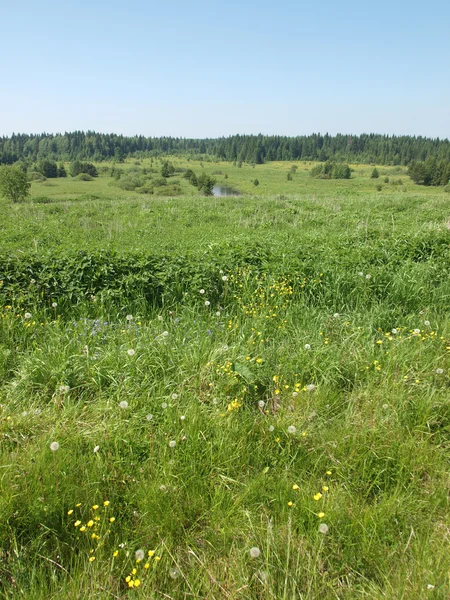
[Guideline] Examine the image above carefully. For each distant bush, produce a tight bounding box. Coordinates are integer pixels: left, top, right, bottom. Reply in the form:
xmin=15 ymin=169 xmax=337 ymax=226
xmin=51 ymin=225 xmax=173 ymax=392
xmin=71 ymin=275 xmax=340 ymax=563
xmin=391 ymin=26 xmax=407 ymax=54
xmin=444 ymin=184 xmax=450 ymax=193
xmin=153 ymin=177 xmax=168 ymax=188
xmin=77 ymin=173 xmax=94 ymax=181
xmin=153 ymin=184 xmax=181 ymax=196
xmin=384 ymin=177 xmax=390 ymax=183
xmin=116 ymin=175 xmax=143 ymax=191
xmin=311 ymin=162 xmax=351 ymax=179
xmin=57 ymin=163 xmax=67 ymax=177
xmin=253 ymin=179 xmax=260 ymax=186
xmin=371 ymin=168 xmax=379 ymax=179
xmin=37 ymin=159 xmax=58 ymax=178
xmin=33 ymin=196 xmax=53 ymax=204
xmin=70 ymin=161 xmax=98 ymax=178
xmin=28 ymin=171 xmax=46 ymax=182
xmin=376 ymin=184 xmax=382 ymax=191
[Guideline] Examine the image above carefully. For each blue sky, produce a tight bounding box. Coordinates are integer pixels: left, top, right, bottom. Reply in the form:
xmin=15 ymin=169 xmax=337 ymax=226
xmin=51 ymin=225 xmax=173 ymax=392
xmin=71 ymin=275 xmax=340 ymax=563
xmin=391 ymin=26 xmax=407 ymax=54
xmin=1 ymin=0 xmax=449 ymax=138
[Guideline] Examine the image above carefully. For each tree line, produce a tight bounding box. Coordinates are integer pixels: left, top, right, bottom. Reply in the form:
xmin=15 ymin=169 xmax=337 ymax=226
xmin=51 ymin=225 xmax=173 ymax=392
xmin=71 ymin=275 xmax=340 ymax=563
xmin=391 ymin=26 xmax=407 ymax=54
xmin=1 ymin=131 xmax=450 ymax=166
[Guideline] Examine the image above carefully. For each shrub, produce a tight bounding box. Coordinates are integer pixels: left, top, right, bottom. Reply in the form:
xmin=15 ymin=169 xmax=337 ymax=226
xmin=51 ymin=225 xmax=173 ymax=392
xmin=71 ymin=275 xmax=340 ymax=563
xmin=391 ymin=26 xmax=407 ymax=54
xmin=77 ymin=173 xmax=93 ymax=181
xmin=27 ymin=171 xmax=47 ymax=182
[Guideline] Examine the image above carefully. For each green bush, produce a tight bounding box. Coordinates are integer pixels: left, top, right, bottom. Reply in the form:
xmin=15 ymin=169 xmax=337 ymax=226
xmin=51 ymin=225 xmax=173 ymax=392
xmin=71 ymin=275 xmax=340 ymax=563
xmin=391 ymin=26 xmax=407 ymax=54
xmin=77 ymin=173 xmax=93 ymax=181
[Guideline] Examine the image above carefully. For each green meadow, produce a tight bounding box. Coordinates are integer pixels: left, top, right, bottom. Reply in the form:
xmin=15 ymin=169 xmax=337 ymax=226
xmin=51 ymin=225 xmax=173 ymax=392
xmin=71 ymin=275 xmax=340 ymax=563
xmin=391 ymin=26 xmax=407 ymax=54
xmin=0 ymin=159 xmax=449 ymax=599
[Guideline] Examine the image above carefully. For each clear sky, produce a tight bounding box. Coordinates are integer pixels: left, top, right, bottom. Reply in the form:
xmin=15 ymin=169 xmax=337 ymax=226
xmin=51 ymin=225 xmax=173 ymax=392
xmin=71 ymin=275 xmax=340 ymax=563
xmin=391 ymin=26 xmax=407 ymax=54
xmin=1 ymin=0 xmax=449 ymax=138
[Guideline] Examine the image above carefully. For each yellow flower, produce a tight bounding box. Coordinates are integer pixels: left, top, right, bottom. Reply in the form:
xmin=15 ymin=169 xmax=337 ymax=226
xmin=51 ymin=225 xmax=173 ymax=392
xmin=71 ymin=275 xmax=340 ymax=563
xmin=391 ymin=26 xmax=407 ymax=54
xmin=125 ymin=576 xmax=131 ymax=582
xmin=134 ymin=579 xmax=141 ymax=587
xmin=148 ymin=550 xmax=155 ymax=557
xmin=87 ymin=520 xmax=94 ymax=527
xmin=287 ymin=501 xmax=294 ymax=507
xmin=74 ymin=520 xmax=81 ymax=527
xmin=132 ymin=568 xmax=137 ymax=575
xmin=103 ymin=500 xmax=110 ymax=506
xmin=80 ymin=526 xmax=86 ymax=532
xmin=76 ymin=503 xmax=82 ymax=507
xmin=89 ymin=556 xmax=96 ymax=562
xmin=292 ymin=484 xmax=299 ymax=490
xmin=113 ymin=550 xmax=119 ymax=557
xmin=109 ymin=517 xmax=115 ymax=523
xmin=67 ymin=509 xmax=74 ymax=515
xmin=318 ymin=512 xmax=325 ymax=518
xmin=144 ymin=563 xmax=150 ymax=569
xmin=256 ymin=358 xmax=263 ymax=363
xmin=92 ymin=505 xmax=99 ymax=510
xmin=128 ymin=581 xmax=134 ymax=588
xmin=313 ymin=493 xmax=322 ymax=501
xmin=322 ymin=486 xmax=329 ymax=492
xmin=154 ymin=556 xmax=161 ymax=561
xmin=326 ymin=471 xmax=332 ymax=475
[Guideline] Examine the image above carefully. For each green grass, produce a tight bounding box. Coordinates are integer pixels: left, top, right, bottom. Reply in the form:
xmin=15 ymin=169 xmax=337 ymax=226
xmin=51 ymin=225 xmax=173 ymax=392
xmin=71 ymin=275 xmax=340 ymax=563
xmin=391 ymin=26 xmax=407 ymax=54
xmin=0 ymin=159 xmax=449 ymax=599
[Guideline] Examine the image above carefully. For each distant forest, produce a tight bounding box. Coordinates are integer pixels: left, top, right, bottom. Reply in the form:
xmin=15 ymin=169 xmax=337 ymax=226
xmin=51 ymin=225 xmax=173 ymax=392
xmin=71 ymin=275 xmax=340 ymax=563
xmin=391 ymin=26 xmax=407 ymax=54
xmin=1 ymin=131 xmax=450 ymax=166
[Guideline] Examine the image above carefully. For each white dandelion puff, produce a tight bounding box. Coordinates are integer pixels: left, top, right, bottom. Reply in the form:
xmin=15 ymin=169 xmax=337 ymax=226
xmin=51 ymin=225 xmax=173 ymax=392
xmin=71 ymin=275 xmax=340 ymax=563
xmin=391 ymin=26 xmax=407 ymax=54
xmin=127 ymin=348 xmax=135 ymax=356
xmin=199 ymin=289 xmax=205 ymax=295
xmin=59 ymin=385 xmax=70 ymax=393
xmin=318 ymin=523 xmax=329 ymax=534
xmin=126 ymin=314 xmax=133 ymax=321
xmin=333 ymin=313 xmax=340 ymax=318
xmin=180 ymin=415 xmax=186 ymax=421
xmin=306 ymin=384 xmax=316 ymax=392
xmin=392 ymin=328 xmax=398 ymax=334
xmin=52 ymin=302 xmax=58 ymax=308
xmin=413 ymin=329 xmax=420 ymax=334
xmin=365 ymin=274 xmax=371 ymax=279
xmin=436 ymin=368 xmax=444 ymax=375
xmin=205 ymin=300 xmax=210 ymax=306
xmin=304 ymin=344 xmax=311 ymax=350
xmin=222 ymin=275 xmax=227 ymax=281
xmin=162 ymin=331 xmax=169 ymax=337
xmin=93 ymin=445 xmax=100 ymax=453
xmin=292 ymin=391 xmax=298 ymax=398
xmin=161 ymin=402 xmax=168 ymax=409
xmin=171 ymin=393 xmax=178 ymax=400
xmin=268 ymin=425 xmax=275 ymax=432
xmin=119 ymin=401 xmax=128 ymax=410
xmin=50 ymin=441 xmax=60 ymax=452
xmin=157 ymin=315 xmax=163 ymax=321
xmin=169 ymin=568 xmax=180 ymax=579
xmin=24 ymin=312 xmax=32 ymax=319
xmin=258 ymin=400 xmax=265 ymax=408
xmin=169 ymin=440 xmax=176 ymax=448
xmin=358 ymin=271 xmax=364 ymax=276
xmin=146 ymin=414 xmax=154 ymax=421
xmin=249 ymin=547 xmax=261 ymax=558
xmin=135 ymin=549 xmax=145 ymax=561
xmin=424 ymin=320 xmax=430 ymax=326
xmin=287 ymin=425 xmax=297 ymax=434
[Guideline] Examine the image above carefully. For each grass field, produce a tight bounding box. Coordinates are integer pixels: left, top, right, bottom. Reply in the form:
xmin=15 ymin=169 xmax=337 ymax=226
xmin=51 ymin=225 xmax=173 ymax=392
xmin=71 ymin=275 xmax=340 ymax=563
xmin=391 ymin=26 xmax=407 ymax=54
xmin=0 ymin=159 xmax=449 ymax=599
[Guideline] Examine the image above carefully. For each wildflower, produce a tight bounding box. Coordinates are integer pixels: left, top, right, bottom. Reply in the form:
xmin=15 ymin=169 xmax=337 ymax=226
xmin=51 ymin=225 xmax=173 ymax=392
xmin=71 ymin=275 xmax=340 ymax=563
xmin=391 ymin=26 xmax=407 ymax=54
xmin=67 ymin=509 xmax=74 ymax=515
xmin=93 ymin=445 xmax=100 ymax=453
xmin=424 ymin=320 xmax=430 ymax=326
xmin=89 ymin=556 xmax=96 ymax=562
xmin=134 ymin=579 xmax=141 ymax=587
xmin=52 ymin=302 xmax=58 ymax=308
xmin=313 ymin=493 xmax=322 ymax=501
xmin=427 ymin=584 xmax=435 ymax=590
xmin=365 ymin=274 xmax=371 ymax=279
xmin=326 ymin=470 xmax=332 ymax=475
xmin=87 ymin=520 xmax=94 ymax=527
xmin=317 ymin=512 xmax=325 ymax=518
xmin=144 ymin=563 xmax=150 ymax=569
xmin=358 ymin=271 xmax=364 ymax=276
xmin=135 ymin=549 xmax=145 ymax=562
xmin=59 ymin=385 xmax=69 ymax=393
xmin=318 ymin=523 xmax=329 ymax=534
xmin=80 ymin=526 xmax=86 ymax=532
xmin=436 ymin=368 xmax=444 ymax=375
xmin=169 ymin=440 xmax=176 ymax=448
xmin=161 ymin=402 xmax=167 ymax=409
xmin=162 ymin=331 xmax=169 ymax=337
xmin=92 ymin=505 xmax=99 ymax=510
xmin=103 ymin=500 xmax=110 ymax=506
xmin=287 ymin=501 xmax=294 ymax=507
xmin=322 ymin=486 xmax=329 ymax=492
xmin=50 ymin=441 xmax=59 ymax=452
xmin=256 ymin=357 xmax=263 ymax=363
xmin=306 ymin=384 xmax=316 ymax=392
xmin=258 ymin=400 xmax=265 ymax=408
xmin=109 ymin=517 xmax=115 ymax=523
xmin=205 ymin=300 xmax=210 ymax=306
xmin=74 ymin=520 xmax=81 ymax=527
xmin=180 ymin=415 xmax=186 ymax=421
xmin=292 ymin=391 xmax=298 ymax=398
xmin=222 ymin=275 xmax=227 ymax=281
xmin=172 ymin=393 xmax=178 ymax=400
xmin=169 ymin=568 xmax=180 ymax=579
xmin=119 ymin=401 xmax=128 ymax=410
xmin=333 ymin=313 xmax=340 ymax=318
xmin=268 ymin=425 xmax=275 ymax=432
xmin=304 ymin=344 xmax=311 ymax=350
xmin=200 ymin=289 xmax=205 ymax=294
xmin=126 ymin=314 xmax=133 ymax=321
xmin=148 ymin=550 xmax=155 ymax=557
xmin=127 ymin=348 xmax=135 ymax=356
xmin=216 ymin=311 xmax=221 ymax=316
xmin=154 ymin=556 xmax=161 ymax=561
xmin=146 ymin=414 xmax=153 ymax=420
xmin=414 ymin=329 xmax=420 ymax=334
xmin=249 ymin=547 xmax=261 ymax=558
xmin=113 ymin=550 xmax=119 ymax=557
xmin=24 ymin=312 xmax=32 ymax=319
xmin=287 ymin=425 xmax=296 ymax=434
xmin=292 ymin=484 xmax=299 ymax=490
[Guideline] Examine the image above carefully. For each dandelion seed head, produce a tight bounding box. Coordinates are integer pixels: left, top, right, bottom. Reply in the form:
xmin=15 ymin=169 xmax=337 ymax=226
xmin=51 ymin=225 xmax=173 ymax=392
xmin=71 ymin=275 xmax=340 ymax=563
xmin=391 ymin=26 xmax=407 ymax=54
xmin=222 ymin=275 xmax=227 ymax=281
xmin=205 ymin=300 xmax=210 ymax=306
xmin=268 ymin=425 xmax=275 ymax=432
xmin=169 ymin=568 xmax=180 ymax=579
xmin=304 ymin=344 xmax=311 ymax=350
xmin=392 ymin=328 xmax=398 ymax=334
xmin=50 ymin=441 xmax=59 ymax=452
xmin=427 ymin=584 xmax=435 ymax=590
xmin=52 ymin=302 xmax=58 ymax=308
xmin=358 ymin=271 xmax=364 ymax=276
xmin=287 ymin=425 xmax=296 ymax=434
xmin=306 ymin=384 xmax=316 ymax=392
xmin=135 ymin=549 xmax=145 ymax=561
xmin=93 ymin=445 xmax=100 ymax=453
xmin=258 ymin=400 xmax=265 ymax=408
xmin=146 ymin=414 xmax=153 ymax=421
xmin=59 ymin=385 xmax=70 ymax=393
xmin=161 ymin=402 xmax=168 ymax=409
xmin=24 ymin=312 xmax=32 ymax=319
xmin=157 ymin=315 xmax=163 ymax=321
xmin=292 ymin=391 xmax=298 ymax=398
xmin=365 ymin=274 xmax=371 ymax=279
xmin=319 ymin=523 xmax=329 ymax=534
xmin=199 ymin=289 xmax=205 ymax=294
xmin=119 ymin=401 xmax=129 ymax=410
xmin=169 ymin=440 xmax=176 ymax=448
xmin=127 ymin=348 xmax=135 ymax=356
xmin=126 ymin=314 xmax=133 ymax=321
xmin=216 ymin=311 xmax=221 ymax=316
xmin=436 ymin=368 xmax=444 ymax=375
xmin=249 ymin=547 xmax=261 ymax=558
xmin=171 ymin=393 xmax=178 ymax=400
xmin=180 ymin=415 xmax=186 ymax=421
xmin=162 ymin=331 xmax=169 ymax=337
xmin=424 ymin=320 xmax=430 ymax=326
xmin=414 ymin=329 xmax=420 ymax=334
xmin=333 ymin=313 xmax=340 ymax=318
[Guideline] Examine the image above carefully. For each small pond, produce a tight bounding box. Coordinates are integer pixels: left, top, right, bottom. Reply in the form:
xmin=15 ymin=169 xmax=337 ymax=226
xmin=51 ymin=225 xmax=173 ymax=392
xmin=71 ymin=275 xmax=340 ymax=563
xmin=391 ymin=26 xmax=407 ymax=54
xmin=212 ymin=185 xmax=241 ymax=197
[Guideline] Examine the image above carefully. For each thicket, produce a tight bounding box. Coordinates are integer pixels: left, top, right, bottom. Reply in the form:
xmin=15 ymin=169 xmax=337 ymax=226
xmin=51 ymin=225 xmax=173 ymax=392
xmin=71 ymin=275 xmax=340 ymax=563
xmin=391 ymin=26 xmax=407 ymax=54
xmin=310 ymin=162 xmax=351 ymax=179
xmin=408 ymin=158 xmax=450 ymax=186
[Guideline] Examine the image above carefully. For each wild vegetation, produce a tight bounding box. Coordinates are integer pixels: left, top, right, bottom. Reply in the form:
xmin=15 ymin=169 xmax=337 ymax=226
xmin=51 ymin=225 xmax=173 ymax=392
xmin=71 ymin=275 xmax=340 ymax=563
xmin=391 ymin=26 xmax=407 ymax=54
xmin=0 ymin=157 xmax=449 ymax=599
